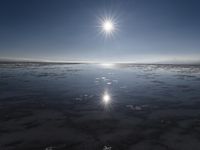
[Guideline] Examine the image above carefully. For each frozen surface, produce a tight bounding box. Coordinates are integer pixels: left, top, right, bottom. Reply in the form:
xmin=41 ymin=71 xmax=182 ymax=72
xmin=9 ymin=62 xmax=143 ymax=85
xmin=0 ymin=63 xmax=200 ymax=150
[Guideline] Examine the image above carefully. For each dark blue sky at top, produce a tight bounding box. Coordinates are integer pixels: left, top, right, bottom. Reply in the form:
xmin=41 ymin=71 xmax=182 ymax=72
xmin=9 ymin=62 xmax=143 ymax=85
xmin=0 ymin=0 xmax=200 ymax=62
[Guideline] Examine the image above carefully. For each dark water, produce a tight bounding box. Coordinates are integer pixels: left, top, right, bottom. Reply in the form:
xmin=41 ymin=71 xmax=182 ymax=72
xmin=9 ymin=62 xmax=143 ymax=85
xmin=1 ymin=63 xmax=200 ymax=150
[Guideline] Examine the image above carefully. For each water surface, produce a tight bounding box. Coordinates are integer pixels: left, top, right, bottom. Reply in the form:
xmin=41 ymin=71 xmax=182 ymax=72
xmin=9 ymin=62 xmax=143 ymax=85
xmin=1 ymin=63 xmax=200 ymax=150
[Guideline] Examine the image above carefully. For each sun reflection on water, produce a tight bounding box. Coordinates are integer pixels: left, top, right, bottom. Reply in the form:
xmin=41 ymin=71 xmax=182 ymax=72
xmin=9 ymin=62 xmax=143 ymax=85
xmin=103 ymin=92 xmax=111 ymax=104
xmin=102 ymin=90 xmax=112 ymax=108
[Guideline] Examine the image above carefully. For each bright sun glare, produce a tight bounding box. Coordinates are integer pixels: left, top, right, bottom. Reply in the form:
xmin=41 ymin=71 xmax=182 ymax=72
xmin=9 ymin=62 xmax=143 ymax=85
xmin=103 ymin=93 xmax=111 ymax=104
xmin=98 ymin=15 xmax=118 ymax=37
xmin=103 ymin=20 xmax=114 ymax=33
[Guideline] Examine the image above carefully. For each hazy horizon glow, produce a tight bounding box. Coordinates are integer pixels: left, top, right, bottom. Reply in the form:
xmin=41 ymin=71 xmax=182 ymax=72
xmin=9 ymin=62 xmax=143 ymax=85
xmin=0 ymin=0 xmax=200 ymax=63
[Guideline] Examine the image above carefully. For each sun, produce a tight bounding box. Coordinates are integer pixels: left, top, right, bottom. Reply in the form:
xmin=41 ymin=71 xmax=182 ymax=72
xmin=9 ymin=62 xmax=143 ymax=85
xmin=103 ymin=20 xmax=114 ymax=33
xmin=98 ymin=15 xmax=118 ymax=38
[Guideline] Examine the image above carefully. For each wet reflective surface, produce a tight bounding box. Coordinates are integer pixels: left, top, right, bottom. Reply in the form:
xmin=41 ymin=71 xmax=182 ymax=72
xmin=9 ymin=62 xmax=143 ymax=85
xmin=1 ymin=63 xmax=200 ymax=150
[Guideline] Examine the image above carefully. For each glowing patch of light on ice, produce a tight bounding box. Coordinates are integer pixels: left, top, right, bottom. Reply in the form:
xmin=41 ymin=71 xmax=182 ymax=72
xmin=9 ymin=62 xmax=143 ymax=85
xmin=100 ymin=63 xmax=115 ymax=68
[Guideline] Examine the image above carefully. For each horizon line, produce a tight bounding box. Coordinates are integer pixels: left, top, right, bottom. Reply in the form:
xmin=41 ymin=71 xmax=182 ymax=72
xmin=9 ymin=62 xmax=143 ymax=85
xmin=0 ymin=57 xmax=200 ymax=65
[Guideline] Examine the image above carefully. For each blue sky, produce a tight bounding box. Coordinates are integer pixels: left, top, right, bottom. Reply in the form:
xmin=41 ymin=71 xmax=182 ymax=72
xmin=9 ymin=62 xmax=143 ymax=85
xmin=0 ymin=0 xmax=200 ymax=63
